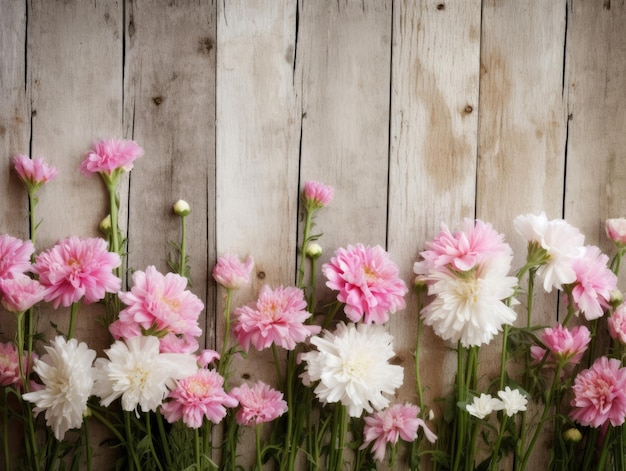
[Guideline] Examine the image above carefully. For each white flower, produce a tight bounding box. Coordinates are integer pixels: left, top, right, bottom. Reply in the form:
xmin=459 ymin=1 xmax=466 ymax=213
xmin=466 ymin=393 xmax=503 ymax=419
xmin=497 ymin=386 xmax=528 ymax=417
xmin=93 ymin=336 xmax=197 ymax=415
xmin=300 ymin=322 xmax=403 ymax=417
xmin=514 ymin=212 xmax=585 ymax=292
xmin=22 ymin=336 xmax=96 ymax=440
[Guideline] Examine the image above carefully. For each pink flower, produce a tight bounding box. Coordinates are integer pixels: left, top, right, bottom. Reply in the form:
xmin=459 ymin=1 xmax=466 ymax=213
xmin=161 ymin=369 xmax=238 ymax=428
xmin=323 ymin=244 xmax=408 ymax=324
xmin=232 ymin=285 xmax=320 ymax=351
xmin=414 ymin=219 xmax=512 ymax=274
xmin=606 ymin=218 xmax=626 ymax=245
xmin=570 ymin=356 xmax=626 ymax=428
xmin=570 ymin=246 xmax=617 ymax=320
xmin=608 ymin=304 xmax=626 ymax=344
xmin=212 ymin=254 xmax=254 ymax=289
xmin=110 ymin=266 xmax=203 ymax=349
xmin=0 ymin=342 xmax=25 ymax=387
xmin=230 ymin=381 xmax=287 ymax=426
xmin=13 ymin=154 xmax=59 ymax=189
xmin=32 ymin=236 xmax=121 ymax=308
xmin=80 ymin=138 xmax=144 ymax=177
xmin=158 ymin=333 xmax=199 ymax=355
xmin=197 ymin=349 xmax=220 ymax=367
xmin=361 ymin=403 xmax=436 ymax=462
xmin=530 ymin=324 xmax=591 ymax=366
xmin=303 ymin=180 xmax=333 ymax=210
xmin=0 ymin=273 xmax=46 ymax=313
xmin=0 ymin=235 xmax=34 ymax=280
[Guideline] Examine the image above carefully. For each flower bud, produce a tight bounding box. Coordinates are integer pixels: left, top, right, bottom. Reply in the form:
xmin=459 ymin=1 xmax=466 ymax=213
xmin=99 ymin=214 xmax=112 ymax=234
xmin=562 ymin=427 xmax=582 ymax=444
xmin=306 ymin=243 xmax=323 ymax=259
xmin=611 ymin=289 xmax=624 ymax=308
xmin=606 ymin=218 xmax=626 ymax=245
xmin=173 ymin=199 xmax=191 ymax=217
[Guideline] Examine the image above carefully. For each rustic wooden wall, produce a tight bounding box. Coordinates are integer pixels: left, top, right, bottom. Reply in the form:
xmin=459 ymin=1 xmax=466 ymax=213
xmin=1 ymin=0 xmax=625 ymax=468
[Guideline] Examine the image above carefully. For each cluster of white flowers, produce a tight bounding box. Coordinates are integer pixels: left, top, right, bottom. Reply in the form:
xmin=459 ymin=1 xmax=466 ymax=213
xmin=465 ymin=386 xmax=528 ymax=420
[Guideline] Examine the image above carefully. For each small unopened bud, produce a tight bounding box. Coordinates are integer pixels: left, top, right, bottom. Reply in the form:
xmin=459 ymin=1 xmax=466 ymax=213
xmin=562 ymin=428 xmax=582 ymax=444
xmin=173 ymin=199 xmax=191 ymax=217
xmin=428 ymin=409 xmax=435 ymax=421
xmin=611 ymin=289 xmax=623 ymax=308
xmin=99 ymin=214 xmax=112 ymax=234
xmin=306 ymin=243 xmax=323 ymax=259
xmin=413 ymin=277 xmax=428 ymax=293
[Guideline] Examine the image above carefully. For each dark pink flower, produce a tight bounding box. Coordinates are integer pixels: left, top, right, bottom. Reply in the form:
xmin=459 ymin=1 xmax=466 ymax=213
xmin=608 ymin=304 xmax=626 ymax=344
xmin=212 ymin=254 xmax=254 ymax=289
xmin=230 ymin=381 xmax=287 ymax=426
xmin=323 ymin=244 xmax=408 ymax=324
xmin=361 ymin=403 xmax=436 ymax=462
xmin=530 ymin=324 xmax=590 ymax=366
xmin=0 ymin=235 xmax=34 ymax=280
xmin=110 ymin=266 xmax=203 ymax=349
xmin=80 ymin=139 xmax=144 ymax=177
xmin=0 ymin=273 xmax=46 ymax=313
xmin=570 ymin=245 xmax=617 ymax=320
xmin=232 ymin=285 xmax=320 ymax=351
xmin=606 ymin=218 xmax=626 ymax=245
xmin=570 ymin=357 xmax=626 ymax=428
xmin=32 ymin=236 xmax=121 ymax=308
xmin=303 ymin=180 xmax=333 ymax=210
xmin=13 ymin=154 xmax=59 ymax=190
xmin=161 ymin=369 xmax=238 ymax=428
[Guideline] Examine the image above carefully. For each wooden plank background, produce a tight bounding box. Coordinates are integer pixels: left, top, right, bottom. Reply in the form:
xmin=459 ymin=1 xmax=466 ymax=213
xmin=1 ymin=0 xmax=625 ymax=469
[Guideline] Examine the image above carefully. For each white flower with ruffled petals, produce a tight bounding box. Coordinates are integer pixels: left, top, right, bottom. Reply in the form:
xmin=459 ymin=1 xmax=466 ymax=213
xmin=466 ymin=393 xmax=503 ymax=419
xmin=497 ymin=386 xmax=528 ymax=417
xmin=22 ymin=336 xmax=96 ymax=440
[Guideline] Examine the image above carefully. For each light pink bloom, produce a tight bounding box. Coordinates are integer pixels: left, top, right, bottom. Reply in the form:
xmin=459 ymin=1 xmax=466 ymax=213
xmin=608 ymin=304 xmax=626 ymax=344
xmin=530 ymin=324 xmax=591 ymax=366
xmin=233 ymin=285 xmax=320 ymax=351
xmin=13 ymin=154 xmax=59 ymax=189
xmin=303 ymin=180 xmax=333 ymax=210
xmin=0 ymin=342 xmax=24 ymax=387
xmin=570 ymin=356 xmax=626 ymax=428
xmin=230 ymin=381 xmax=287 ymax=426
xmin=80 ymin=138 xmax=144 ymax=177
xmin=158 ymin=332 xmax=199 ymax=355
xmin=0 ymin=235 xmax=34 ymax=280
xmin=570 ymin=246 xmax=617 ymax=320
xmin=110 ymin=266 xmax=203 ymax=348
xmin=606 ymin=218 xmax=626 ymax=245
xmin=161 ymin=369 xmax=237 ymax=428
xmin=323 ymin=244 xmax=408 ymax=324
xmin=0 ymin=273 xmax=46 ymax=313
xmin=414 ymin=219 xmax=512 ymax=274
xmin=32 ymin=236 xmax=121 ymax=308
xmin=361 ymin=403 xmax=436 ymax=462
xmin=212 ymin=254 xmax=254 ymax=289
xmin=197 ymin=349 xmax=220 ymax=367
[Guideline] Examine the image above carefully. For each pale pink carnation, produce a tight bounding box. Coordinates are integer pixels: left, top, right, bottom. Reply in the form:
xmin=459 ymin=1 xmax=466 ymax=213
xmin=570 ymin=356 xmax=626 ymax=428
xmin=232 ymin=285 xmax=320 ymax=351
xmin=0 ymin=235 xmax=34 ymax=280
xmin=110 ymin=266 xmax=203 ymax=349
xmin=230 ymin=381 xmax=287 ymax=426
xmin=0 ymin=342 xmax=24 ymax=387
xmin=80 ymin=138 xmax=144 ymax=177
xmin=32 ymin=236 xmax=121 ymax=308
xmin=608 ymin=304 xmax=626 ymax=344
xmin=606 ymin=218 xmax=626 ymax=245
xmin=303 ymin=180 xmax=333 ymax=210
xmin=570 ymin=246 xmax=617 ymax=320
xmin=161 ymin=369 xmax=238 ymax=428
xmin=530 ymin=324 xmax=590 ymax=366
xmin=0 ymin=273 xmax=46 ymax=313
xmin=361 ymin=403 xmax=436 ymax=462
xmin=323 ymin=244 xmax=408 ymax=324
xmin=212 ymin=254 xmax=254 ymax=289
xmin=13 ymin=154 xmax=59 ymax=188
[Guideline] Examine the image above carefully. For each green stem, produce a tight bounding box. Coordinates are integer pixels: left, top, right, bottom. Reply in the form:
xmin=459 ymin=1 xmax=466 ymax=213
xmin=336 ymin=405 xmax=346 ymax=470
xmin=90 ymin=408 xmax=125 ymax=443
xmin=490 ymin=415 xmax=508 ymax=471
xmin=596 ymin=426 xmax=612 ymax=471
xmin=255 ymin=424 xmax=263 ymax=471
xmin=195 ymin=427 xmax=202 ymax=471
xmin=145 ymin=413 xmax=164 ymax=471
xmin=390 ymin=441 xmax=398 ymax=470
xmin=499 ymin=324 xmax=510 ymax=390
xmin=415 ymin=295 xmax=425 ymax=413
xmin=68 ymin=302 xmax=79 ymax=339
xmin=157 ymin=411 xmax=172 ymax=468
xmin=28 ymin=190 xmax=37 ymax=248
xmin=218 ymin=289 xmax=233 ymax=379
xmin=84 ymin=418 xmax=92 ymax=471
xmin=452 ymin=345 xmax=468 ymax=471
xmin=179 ymin=214 xmax=188 ymax=278
xmin=124 ymin=411 xmax=142 ymax=471
xmin=297 ymin=210 xmax=314 ymax=289
xmin=271 ymin=344 xmax=283 ymax=386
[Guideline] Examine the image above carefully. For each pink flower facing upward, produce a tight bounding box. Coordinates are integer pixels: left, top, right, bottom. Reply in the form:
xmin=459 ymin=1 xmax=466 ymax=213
xmin=0 ymin=235 xmax=35 ymax=280
xmin=232 ymin=285 xmax=320 ymax=351
xmin=161 ymin=368 xmax=238 ymax=428
xmin=110 ymin=266 xmax=203 ymax=353
xmin=606 ymin=218 xmax=626 ymax=246
xmin=0 ymin=342 xmax=25 ymax=388
xmin=13 ymin=154 xmax=59 ymax=191
xmin=212 ymin=254 xmax=254 ymax=290
xmin=32 ymin=236 xmax=121 ymax=308
xmin=608 ymin=304 xmax=626 ymax=344
xmin=569 ymin=245 xmax=617 ymax=320
xmin=361 ymin=403 xmax=437 ymax=462
xmin=530 ymin=324 xmax=591 ymax=367
xmin=570 ymin=356 xmax=626 ymax=428
xmin=80 ymin=138 xmax=144 ymax=177
xmin=323 ymin=244 xmax=408 ymax=324
xmin=302 ymin=180 xmax=334 ymax=211
xmin=0 ymin=273 xmax=46 ymax=313
xmin=229 ymin=381 xmax=287 ymax=426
